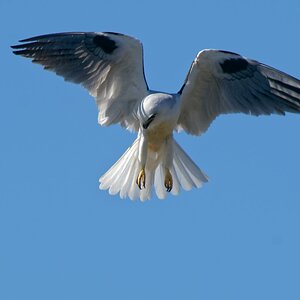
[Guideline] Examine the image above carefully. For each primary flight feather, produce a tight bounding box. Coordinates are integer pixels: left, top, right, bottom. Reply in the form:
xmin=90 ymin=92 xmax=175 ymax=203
xmin=12 ymin=32 xmax=300 ymax=201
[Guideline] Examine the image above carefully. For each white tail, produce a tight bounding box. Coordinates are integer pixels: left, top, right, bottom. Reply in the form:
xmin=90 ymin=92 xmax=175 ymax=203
xmin=99 ymin=137 xmax=208 ymax=201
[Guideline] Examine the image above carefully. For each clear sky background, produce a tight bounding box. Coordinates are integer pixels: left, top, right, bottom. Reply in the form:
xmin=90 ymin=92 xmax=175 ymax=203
xmin=1 ymin=0 xmax=300 ymax=299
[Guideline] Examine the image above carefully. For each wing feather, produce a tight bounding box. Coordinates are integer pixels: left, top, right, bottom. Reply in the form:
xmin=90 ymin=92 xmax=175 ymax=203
xmin=12 ymin=32 xmax=149 ymax=131
xmin=178 ymin=50 xmax=300 ymax=135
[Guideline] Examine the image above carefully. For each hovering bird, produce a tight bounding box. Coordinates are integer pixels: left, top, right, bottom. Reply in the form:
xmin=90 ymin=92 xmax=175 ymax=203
xmin=12 ymin=32 xmax=300 ymax=201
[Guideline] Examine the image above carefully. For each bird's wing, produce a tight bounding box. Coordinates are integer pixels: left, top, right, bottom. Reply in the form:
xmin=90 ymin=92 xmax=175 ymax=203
xmin=12 ymin=32 xmax=149 ymax=131
xmin=177 ymin=49 xmax=300 ymax=135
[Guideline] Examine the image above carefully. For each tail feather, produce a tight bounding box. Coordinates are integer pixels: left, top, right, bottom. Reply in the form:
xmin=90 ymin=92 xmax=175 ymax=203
xmin=173 ymin=141 xmax=208 ymax=189
xmin=99 ymin=137 xmax=208 ymax=201
xmin=173 ymin=151 xmax=195 ymax=190
xmin=119 ymin=158 xmax=137 ymax=198
xmin=140 ymin=168 xmax=155 ymax=201
xmin=154 ymin=165 xmax=167 ymax=199
xmin=100 ymin=139 xmax=138 ymax=194
xmin=169 ymin=165 xmax=181 ymax=195
xmin=127 ymin=165 xmax=140 ymax=200
xmin=109 ymin=154 xmax=133 ymax=195
xmin=124 ymin=158 xmax=140 ymax=200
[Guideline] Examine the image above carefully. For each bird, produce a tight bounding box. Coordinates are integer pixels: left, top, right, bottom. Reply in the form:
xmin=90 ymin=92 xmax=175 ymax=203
xmin=12 ymin=31 xmax=300 ymax=201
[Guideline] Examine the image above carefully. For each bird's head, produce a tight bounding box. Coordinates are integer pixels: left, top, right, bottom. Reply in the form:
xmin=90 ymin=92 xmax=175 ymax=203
xmin=139 ymin=93 xmax=179 ymax=130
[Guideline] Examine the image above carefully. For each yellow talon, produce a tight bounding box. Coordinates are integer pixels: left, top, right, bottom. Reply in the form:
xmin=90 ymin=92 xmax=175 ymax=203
xmin=164 ymin=169 xmax=173 ymax=192
xmin=136 ymin=168 xmax=146 ymax=190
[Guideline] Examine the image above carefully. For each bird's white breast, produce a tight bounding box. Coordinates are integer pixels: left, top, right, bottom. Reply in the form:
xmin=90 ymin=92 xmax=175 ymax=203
xmin=147 ymin=122 xmax=174 ymax=152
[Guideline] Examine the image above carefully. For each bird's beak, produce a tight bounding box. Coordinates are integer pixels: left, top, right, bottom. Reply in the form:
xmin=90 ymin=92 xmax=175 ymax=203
xmin=142 ymin=114 xmax=156 ymax=129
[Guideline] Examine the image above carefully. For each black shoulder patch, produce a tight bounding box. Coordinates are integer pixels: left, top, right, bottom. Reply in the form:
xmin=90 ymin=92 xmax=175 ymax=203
xmin=93 ymin=35 xmax=117 ymax=54
xmin=220 ymin=58 xmax=249 ymax=74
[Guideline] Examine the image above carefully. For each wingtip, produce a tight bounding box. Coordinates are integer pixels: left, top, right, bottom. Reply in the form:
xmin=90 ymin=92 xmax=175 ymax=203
xmin=11 ymin=39 xmax=29 ymax=52
xmin=11 ymin=49 xmax=27 ymax=56
xmin=11 ymin=44 xmax=23 ymax=49
xmin=11 ymin=44 xmax=23 ymax=55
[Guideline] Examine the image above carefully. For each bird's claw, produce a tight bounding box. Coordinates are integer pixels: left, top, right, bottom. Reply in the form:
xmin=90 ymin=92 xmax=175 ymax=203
xmin=164 ymin=169 xmax=173 ymax=192
xmin=136 ymin=168 xmax=146 ymax=190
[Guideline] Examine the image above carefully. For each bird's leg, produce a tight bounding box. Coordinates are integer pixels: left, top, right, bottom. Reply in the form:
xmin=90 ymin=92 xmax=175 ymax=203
xmin=163 ymin=135 xmax=173 ymax=192
xmin=136 ymin=168 xmax=146 ymax=190
xmin=164 ymin=168 xmax=173 ymax=192
xmin=136 ymin=132 xmax=148 ymax=190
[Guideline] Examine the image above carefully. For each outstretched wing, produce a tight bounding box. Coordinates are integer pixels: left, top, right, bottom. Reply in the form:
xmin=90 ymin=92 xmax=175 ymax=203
xmin=12 ymin=32 xmax=149 ymax=131
xmin=177 ymin=49 xmax=300 ymax=135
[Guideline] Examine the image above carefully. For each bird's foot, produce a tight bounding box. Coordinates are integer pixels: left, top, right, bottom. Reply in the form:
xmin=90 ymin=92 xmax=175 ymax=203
xmin=164 ymin=169 xmax=173 ymax=192
xmin=136 ymin=168 xmax=146 ymax=190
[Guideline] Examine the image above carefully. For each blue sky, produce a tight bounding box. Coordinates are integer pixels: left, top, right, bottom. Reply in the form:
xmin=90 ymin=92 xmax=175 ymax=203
xmin=1 ymin=0 xmax=300 ymax=299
